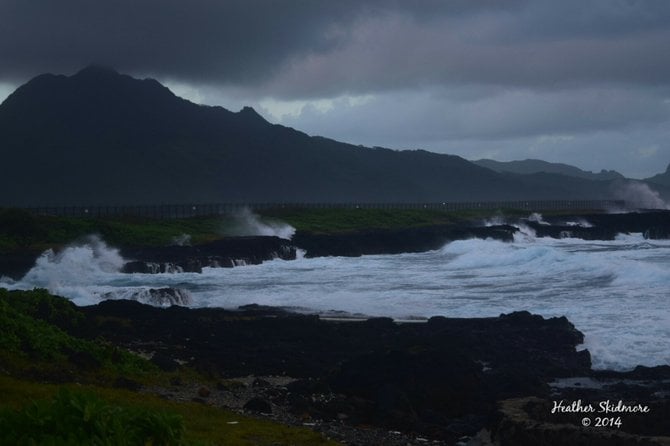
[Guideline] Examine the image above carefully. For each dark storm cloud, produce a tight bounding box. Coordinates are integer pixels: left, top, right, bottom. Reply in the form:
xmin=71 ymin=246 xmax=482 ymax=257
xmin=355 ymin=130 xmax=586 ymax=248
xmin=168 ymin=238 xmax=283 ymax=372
xmin=0 ymin=0 xmax=353 ymax=83
xmin=262 ymin=1 xmax=670 ymax=98
xmin=2 ymin=0 xmax=669 ymax=93
xmin=0 ymin=0 xmax=524 ymax=84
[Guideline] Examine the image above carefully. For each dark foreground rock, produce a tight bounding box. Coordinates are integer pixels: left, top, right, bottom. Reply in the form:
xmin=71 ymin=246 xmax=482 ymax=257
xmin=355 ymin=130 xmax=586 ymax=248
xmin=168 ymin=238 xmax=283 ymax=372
xmin=493 ymin=395 xmax=670 ymax=446
xmin=120 ymin=236 xmax=296 ymax=273
xmin=74 ymin=301 xmax=670 ymax=444
xmin=77 ymin=301 xmax=608 ymax=443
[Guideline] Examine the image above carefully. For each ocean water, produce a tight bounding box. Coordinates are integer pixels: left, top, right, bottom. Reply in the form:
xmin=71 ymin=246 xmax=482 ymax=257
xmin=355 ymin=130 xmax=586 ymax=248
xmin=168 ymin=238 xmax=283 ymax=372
xmin=2 ymin=230 xmax=669 ymax=371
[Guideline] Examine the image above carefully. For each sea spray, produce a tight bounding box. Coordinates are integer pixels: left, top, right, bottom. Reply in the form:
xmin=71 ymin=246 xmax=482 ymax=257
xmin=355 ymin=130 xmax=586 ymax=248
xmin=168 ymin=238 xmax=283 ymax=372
xmin=614 ymin=182 xmax=669 ymax=210
xmin=527 ymin=212 xmax=550 ymax=225
xmin=513 ymin=223 xmax=537 ymax=242
xmin=564 ymin=218 xmax=593 ymax=228
xmin=20 ymin=235 xmax=125 ymax=288
xmin=171 ymin=233 xmax=192 ymax=246
xmin=0 ymin=235 xmax=127 ymax=304
xmin=482 ymin=214 xmax=507 ymax=227
xmin=223 ymin=207 xmax=296 ymax=239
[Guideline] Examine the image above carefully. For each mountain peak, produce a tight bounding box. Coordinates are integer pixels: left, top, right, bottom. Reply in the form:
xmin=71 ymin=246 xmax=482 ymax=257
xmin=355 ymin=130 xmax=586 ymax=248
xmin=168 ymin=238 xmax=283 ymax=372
xmin=74 ymin=64 xmax=121 ymax=78
xmin=237 ymin=106 xmax=268 ymax=124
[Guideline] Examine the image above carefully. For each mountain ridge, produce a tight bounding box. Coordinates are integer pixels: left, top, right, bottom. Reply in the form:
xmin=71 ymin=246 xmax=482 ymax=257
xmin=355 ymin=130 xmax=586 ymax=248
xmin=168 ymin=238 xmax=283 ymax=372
xmin=473 ymin=158 xmax=625 ymax=182
xmin=0 ymin=66 xmax=665 ymax=206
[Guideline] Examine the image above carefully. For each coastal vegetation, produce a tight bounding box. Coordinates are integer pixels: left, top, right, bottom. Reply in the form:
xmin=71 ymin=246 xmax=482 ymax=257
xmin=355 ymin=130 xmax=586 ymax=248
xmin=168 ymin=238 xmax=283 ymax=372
xmin=0 ymin=289 xmax=337 ymax=445
xmin=0 ymin=208 xmax=222 ymax=252
xmin=0 ymin=206 xmax=542 ymax=252
xmin=259 ymin=206 xmax=528 ymax=234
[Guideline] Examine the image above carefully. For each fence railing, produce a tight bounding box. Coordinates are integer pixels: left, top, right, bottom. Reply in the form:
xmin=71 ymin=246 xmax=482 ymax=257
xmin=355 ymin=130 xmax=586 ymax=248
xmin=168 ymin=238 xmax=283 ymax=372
xmin=21 ymin=200 xmax=629 ymax=219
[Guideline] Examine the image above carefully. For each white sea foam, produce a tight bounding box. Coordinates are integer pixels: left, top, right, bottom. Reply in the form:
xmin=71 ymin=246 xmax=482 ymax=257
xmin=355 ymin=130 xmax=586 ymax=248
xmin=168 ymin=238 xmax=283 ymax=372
xmin=1 ymin=233 xmax=668 ymax=371
xmin=482 ymin=214 xmax=507 ymax=226
xmin=20 ymin=235 xmax=124 ymax=287
xmin=564 ymin=218 xmax=593 ymax=228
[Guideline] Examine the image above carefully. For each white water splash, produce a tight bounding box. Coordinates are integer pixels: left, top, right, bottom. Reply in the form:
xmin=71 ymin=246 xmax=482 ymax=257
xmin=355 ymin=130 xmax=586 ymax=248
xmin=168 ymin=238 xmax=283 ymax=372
xmin=20 ymin=235 xmax=124 ymax=288
xmin=224 ymin=207 xmax=296 ymax=239
xmin=171 ymin=233 xmax=192 ymax=246
xmin=527 ymin=212 xmax=550 ymax=225
xmin=564 ymin=218 xmax=593 ymax=228
xmin=614 ymin=182 xmax=669 ymax=210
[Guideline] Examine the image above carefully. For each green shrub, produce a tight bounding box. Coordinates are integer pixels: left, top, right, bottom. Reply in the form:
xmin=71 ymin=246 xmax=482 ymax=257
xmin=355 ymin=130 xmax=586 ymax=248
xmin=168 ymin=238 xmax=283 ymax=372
xmin=0 ymin=389 xmax=185 ymax=445
xmin=0 ymin=288 xmax=157 ymax=378
xmin=0 ymin=288 xmax=84 ymax=332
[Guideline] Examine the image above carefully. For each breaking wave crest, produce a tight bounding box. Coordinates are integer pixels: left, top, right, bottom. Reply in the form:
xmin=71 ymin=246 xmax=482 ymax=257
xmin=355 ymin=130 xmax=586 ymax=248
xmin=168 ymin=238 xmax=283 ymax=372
xmin=224 ymin=207 xmax=296 ymax=239
xmin=20 ymin=235 xmax=124 ymax=289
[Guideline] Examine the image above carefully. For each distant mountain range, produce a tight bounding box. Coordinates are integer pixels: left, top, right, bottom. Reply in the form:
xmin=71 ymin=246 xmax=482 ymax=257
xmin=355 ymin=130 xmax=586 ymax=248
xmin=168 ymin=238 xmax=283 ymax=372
xmin=473 ymin=159 xmax=625 ymax=182
xmin=0 ymin=66 xmax=668 ymax=206
xmin=645 ymin=164 xmax=670 ymax=188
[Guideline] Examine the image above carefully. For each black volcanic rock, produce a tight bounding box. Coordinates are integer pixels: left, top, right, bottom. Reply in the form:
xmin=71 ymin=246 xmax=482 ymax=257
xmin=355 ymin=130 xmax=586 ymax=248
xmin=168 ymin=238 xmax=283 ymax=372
xmin=293 ymin=224 xmax=518 ymax=258
xmin=537 ymin=211 xmax=670 ymax=239
xmin=120 ymin=236 xmax=296 ymax=273
xmin=76 ymin=301 xmax=591 ymax=441
xmin=0 ymin=66 xmax=633 ymax=206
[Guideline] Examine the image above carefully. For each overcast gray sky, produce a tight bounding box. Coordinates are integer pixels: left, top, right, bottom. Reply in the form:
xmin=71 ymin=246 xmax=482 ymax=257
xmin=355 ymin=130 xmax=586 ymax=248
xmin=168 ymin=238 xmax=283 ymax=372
xmin=1 ymin=0 xmax=669 ymax=178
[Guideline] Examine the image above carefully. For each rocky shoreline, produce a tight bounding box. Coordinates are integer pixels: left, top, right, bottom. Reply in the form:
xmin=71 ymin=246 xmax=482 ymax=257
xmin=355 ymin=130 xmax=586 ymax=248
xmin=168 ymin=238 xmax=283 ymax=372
xmin=74 ymin=301 xmax=669 ymax=445
xmin=1 ymin=210 xmax=669 ymax=280
xmin=2 ymin=210 xmax=670 ymax=443
xmin=120 ymin=236 xmax=297 ymax=274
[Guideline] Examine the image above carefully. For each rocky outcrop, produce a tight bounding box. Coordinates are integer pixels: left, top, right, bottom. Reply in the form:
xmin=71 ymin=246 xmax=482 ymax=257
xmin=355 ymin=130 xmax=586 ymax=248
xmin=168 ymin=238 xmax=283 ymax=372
xmin=293 ymin=211 xmax=670 ymax=258
xmin=489 ymin=364 xmax=670 ymax=444
xmin=100 ymin=287 xmax=192 ymax=306
xmin=78 ymin=302 xmax=591 ymax=443
xmin=293 ymin=224 xmax=518 ymax=258
xmin=493 ymin=394 xmax=670 ymax=445
xmin=120 ymin=236 xmax=296 ymax=273
xmin=531 ymin=210 xmax=670 ymax=240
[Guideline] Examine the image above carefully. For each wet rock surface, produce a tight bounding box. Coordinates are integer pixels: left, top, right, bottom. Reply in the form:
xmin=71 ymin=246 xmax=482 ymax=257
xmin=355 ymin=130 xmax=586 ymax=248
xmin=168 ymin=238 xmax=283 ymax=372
xmin=292 ymin=211 xmax=670 ymax=258
xmin=2 ymin=211 xmax=669 ymax=279
xmin=527 ymin=210 xmax=670 ymax=241
xmin=120 ymin=236 xmax=296 ymax=273
xmin=293 ymin=224 xmax=518 ymax=258
xmin=75 ymin=301 xmax=667 ymax=444
xmin=100 ymin=287 xmax=193 ymax=306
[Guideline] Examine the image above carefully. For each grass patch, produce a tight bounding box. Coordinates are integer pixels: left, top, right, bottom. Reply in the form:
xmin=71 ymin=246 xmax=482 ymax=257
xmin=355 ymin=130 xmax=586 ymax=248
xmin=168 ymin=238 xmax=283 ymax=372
xmin=1 ymin=206 xmax=598 ymax=250
xmin=0 ymin=208 xmax=225 ymax=252
xmin=0 ymin=387 xmax=186 ymax=445
xmin=259 ymin=207 xmax=530 ymax=234
xmin=0 ymin=376 xmax=338 ymax=445
xmin=0 ymin=289 xmax=338 ymax=444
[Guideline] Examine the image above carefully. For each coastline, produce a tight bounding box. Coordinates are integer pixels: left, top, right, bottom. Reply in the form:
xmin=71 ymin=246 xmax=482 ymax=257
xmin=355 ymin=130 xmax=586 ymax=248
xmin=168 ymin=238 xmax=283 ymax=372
xmin=1 ymin=209 xmax=670 ymax=443
xmin=3 ymin=210 xmax=669 ymax=280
